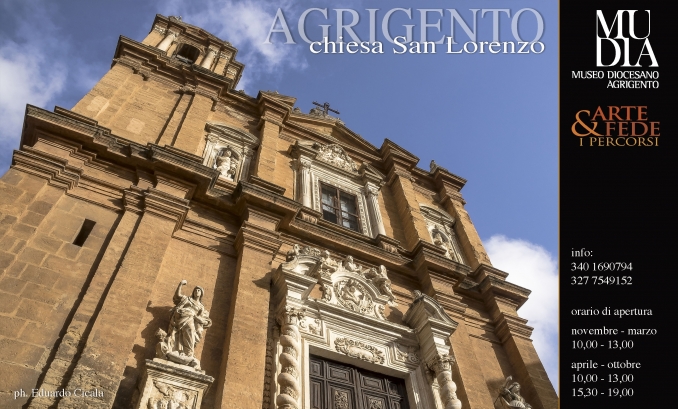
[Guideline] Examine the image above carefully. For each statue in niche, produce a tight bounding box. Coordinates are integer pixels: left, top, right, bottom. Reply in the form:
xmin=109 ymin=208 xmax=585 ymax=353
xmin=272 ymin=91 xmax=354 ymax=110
xmin=497 ymin=377 xmax=532 ymax=409
xmin=431 ymin=226 xmax=455 ymax=260
xmin=155 ymin=280 xmax=212 ymax=372
xmin=365 ymin=265 xmax=396 ymax=304
xmin=215 ymin=147 xmax=238 ymax=181
xmin=431 ymin=227 xmax=447 ymax=248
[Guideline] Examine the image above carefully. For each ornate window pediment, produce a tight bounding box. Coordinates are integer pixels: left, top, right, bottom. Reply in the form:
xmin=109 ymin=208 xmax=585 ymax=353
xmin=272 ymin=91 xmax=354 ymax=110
xmin=202 ymin=123 xmax=259 ymax=184
xmin=314 ymin=143 xmax=359 ymax=173
xmin=290 ymin=141 xmax=387 ymax=238
xmin=420 ymin=205 xmax=466 ymax=264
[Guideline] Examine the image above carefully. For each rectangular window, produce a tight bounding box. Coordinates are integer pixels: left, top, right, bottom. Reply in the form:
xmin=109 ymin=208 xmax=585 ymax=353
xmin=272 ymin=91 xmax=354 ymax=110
xmin=320 ymin=183 xmax=361 ymax=232
xmin=73 ymin=219 xmax=96 ymax=247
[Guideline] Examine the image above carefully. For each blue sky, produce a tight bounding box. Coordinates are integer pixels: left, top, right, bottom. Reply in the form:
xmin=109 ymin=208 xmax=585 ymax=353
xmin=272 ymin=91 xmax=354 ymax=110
xmin=0 ymin=0 xmax=558 ymax=391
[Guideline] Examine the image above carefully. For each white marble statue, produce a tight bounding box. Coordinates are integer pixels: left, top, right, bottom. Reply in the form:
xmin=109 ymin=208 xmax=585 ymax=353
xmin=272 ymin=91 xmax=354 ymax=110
xmin=155 ymin=280 xmax=212 ymax=371
xmin=215 ymin=148 xmax=238 ymax=181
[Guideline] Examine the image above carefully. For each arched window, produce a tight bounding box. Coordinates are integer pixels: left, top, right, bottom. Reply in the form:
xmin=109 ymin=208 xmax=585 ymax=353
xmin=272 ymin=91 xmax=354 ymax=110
xmin=175 ymin=43 xmax=200 ymax=64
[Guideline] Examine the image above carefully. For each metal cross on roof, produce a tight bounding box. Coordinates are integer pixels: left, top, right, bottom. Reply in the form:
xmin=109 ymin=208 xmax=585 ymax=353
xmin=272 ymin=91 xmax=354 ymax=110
xmin=312 ymin=101 xmax=340 ymax=115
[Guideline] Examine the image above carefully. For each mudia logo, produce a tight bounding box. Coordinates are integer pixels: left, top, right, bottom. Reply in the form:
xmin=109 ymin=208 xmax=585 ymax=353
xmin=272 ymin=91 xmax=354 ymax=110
xmin=596 ymin=10 xmax=658 ymax=67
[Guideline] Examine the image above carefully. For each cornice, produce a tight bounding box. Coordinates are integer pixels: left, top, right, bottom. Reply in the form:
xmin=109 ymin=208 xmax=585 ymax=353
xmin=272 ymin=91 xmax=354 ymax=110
xmin=113 ymin=36 xmax=236 ymax=94
xmin=287 ymin=215 xmax=411 ymax=273
xmin=410 ymin=240 xmax=471 ymax=281
xmin=380 ymin=139 xmax=420 ymax=170
xmin=478 ymin=275 xmax=531 ymax=308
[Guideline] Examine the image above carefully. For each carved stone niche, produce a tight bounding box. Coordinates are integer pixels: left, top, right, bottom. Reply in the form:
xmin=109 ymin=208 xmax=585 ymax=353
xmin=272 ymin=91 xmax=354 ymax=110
xmin=202 ymin=122 xmax=259 ymax=184
xmin=135 ymin=359 xmax=214 ymax=409
xmin=420 ymin=205 xmax=466 ymax=264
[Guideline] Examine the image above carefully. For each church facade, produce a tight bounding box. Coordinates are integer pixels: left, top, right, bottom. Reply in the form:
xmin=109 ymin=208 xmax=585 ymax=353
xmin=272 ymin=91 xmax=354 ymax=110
xmin=0 ymin=14 xmax=558 ymax=409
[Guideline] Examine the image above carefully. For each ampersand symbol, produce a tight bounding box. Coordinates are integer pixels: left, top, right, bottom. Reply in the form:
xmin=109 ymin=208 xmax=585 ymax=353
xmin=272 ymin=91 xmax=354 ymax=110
xmin=571 ymin=110 xmax=602 ymax=137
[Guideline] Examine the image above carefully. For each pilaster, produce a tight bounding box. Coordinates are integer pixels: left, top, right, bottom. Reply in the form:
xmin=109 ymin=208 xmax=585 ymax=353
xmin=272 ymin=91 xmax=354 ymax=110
xmin=477 ymin=271 xmax=557 ymax=409
xmin=172 ymin=92 xmax=214 ymax=156
xmin=253 ymin=95 xmax=288 ymax=185
xmin=432 ymin=169 xmax=491 ymax=269
xmin=214 ymin=208 xmax=283 ymax=409
xmin=380 ymin=140 xmax=430 ymax=250
xmin=59 ymin=189 xmax=189 ymax=409
xmin=28 ymin=207 xmax=142 ymax=409
xmin=157 ymin=91 xmax=194 ymax=146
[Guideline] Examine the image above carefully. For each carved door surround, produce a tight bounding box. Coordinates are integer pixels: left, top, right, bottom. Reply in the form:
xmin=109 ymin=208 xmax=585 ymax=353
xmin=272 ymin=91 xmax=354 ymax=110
xmin=269 ymin=246 xmax=463 ymax=409
xmin=289 ymin=141 xmax=387 ymax=238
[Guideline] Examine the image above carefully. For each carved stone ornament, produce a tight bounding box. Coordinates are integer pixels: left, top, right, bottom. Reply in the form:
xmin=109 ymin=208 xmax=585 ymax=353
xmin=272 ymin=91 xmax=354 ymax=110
xmin=154 ymin=280 xmax=212 ymax=373
xmin=299 ymin=317 xmax=322 ymax=336
xmin=282 ymin=244 xmax=322 ymax=275
xmin=135 ymin=359 xmax=214 ymax=409
xmin=202 ymin=123 xmax=259 ymax=184
xmin=334 ymin=390 xmax=349 ymax=409
xmin=427 ymin=353 xmax=456 ymax=374
xmin=147 ymin=380 xmax=196 ymax=409
xmin=394 ymin=343 xmax=421 ymax=365
xmin=497 ymin=377 xmax=533 ymax=409
xmin=334 ymin=337 xmax=385 ymax=364
xmin=334 ymin=279 xmax=375 ymax=315
xmin=427 ymin=354 xmax=462 ymax=409
xmin=313 ymin=143 xmax=359 ymax=173
xmin=276 ymin=306 xmax=305 ymax=409
xmin=421 ymin=205 xmax=466 ymax=264
xmin=364 ymin=265 xmax=397 ymax=305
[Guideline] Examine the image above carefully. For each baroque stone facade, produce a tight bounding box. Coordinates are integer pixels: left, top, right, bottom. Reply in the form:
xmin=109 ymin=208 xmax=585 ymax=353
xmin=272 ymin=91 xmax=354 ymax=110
xmin=0 ymin=14 xmax=557 ymax=409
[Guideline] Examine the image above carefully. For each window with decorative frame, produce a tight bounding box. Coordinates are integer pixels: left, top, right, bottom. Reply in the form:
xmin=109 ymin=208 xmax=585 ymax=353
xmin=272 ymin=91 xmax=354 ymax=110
xmin=320 ymin=183 xmax=361 ymax=232
xmin=290 ymin=141 xmax=387 ymax=238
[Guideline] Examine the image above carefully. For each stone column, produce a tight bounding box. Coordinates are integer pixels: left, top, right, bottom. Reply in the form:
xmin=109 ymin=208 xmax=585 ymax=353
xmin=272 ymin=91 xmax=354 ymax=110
xmin=364 ymin=184 xmax=386 ymax=237
xmin=428 ymin=355 xmax=463 ymax=409
xmin=157 ymin=30 xmax=178 ymax=52
xmin=275 ymin=307 xmax=305 ymax=409
xmin=269 ymin=248 xmax=320 ymax=409
xmin=404 ymin=291 xmax=462 ymax=409
xmin=200 ymin=48 xmax=218 ymax=69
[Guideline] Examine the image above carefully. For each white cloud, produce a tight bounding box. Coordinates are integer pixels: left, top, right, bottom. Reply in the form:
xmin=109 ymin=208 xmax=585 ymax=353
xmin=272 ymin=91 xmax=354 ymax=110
xmin=0 ymin=1 xmax=68 ymax=170
xmin=159 ymin=0 xmax=309 ymax=92
xmin=485 ymin=235 xmax=558 ymax=391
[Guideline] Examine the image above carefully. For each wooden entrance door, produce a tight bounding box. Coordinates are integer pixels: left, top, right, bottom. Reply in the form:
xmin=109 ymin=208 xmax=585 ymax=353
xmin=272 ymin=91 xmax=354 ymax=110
xmin=309 ymin=355 xmax=410 ymax=409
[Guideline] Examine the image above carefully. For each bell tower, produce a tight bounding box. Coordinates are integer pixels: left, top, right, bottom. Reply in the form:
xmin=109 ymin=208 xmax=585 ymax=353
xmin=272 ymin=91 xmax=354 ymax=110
xmin=71 ymin=15 xmax=244 ymax=155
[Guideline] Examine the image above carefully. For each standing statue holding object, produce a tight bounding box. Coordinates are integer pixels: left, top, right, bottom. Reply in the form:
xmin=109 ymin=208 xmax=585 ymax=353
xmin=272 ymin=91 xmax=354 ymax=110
xmin=155 ymin=280 xmax=212 ymax=372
